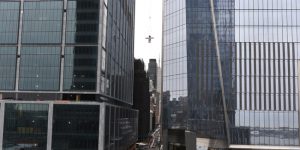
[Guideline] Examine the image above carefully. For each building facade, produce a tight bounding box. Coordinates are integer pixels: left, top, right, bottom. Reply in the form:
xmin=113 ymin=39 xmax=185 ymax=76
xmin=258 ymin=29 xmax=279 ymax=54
xmin=0 ymin=100 xmax=138 ymax=150
xmin=148 ymin=59 xmax=162 ymax=130
xmin=0 ymin=0 xmax=137 ymax=149
xmin=163 ymin=0 xmax=300 ymax=149
xmin=148 ymin=59 xmax=158 ymax=89
xmin=0 ymin=0 xmax=135 ymax=104
xmin=133 ymin=59 xmax=150 ymax=140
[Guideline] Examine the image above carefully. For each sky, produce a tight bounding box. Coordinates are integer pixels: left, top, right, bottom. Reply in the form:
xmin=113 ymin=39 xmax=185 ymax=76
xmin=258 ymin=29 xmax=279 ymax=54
xmin=134 ymin=0 xmax=162 ymax=68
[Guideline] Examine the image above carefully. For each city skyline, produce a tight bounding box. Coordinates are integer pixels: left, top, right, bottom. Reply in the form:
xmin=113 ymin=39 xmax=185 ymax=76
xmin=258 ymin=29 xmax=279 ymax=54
xmin=0 ymin=0 xmax=299 ymax=150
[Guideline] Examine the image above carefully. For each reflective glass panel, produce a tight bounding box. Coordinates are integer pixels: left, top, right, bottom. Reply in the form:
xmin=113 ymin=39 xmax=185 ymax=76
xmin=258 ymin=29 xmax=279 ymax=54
xmin=0 ymin=2 xmax=19 ymax=44
xmin=52 ymin=104 xmax=99 ymax=150
xmin=0 ymin=47 xmax=16 ymax=90
xmin=19 ymin=46 xmax=61 ymax=91
xmin=3 ymin=103 xmax=49 ymax=150
xmin=66 ymin=0 xmax=99 ymax=44
xmin=22 ymin=1 xmax=63 ymax=44
xmin=63 ymin=46 xmax=97 ymax=91
xmin=104 ymin=105 xmax=138 ymax=149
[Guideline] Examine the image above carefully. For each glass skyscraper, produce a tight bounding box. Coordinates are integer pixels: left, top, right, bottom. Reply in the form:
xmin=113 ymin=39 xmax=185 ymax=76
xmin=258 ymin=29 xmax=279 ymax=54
xmin=0 ymin=0 xmax=137 ymax=149
xmin=163 ymin=0 xmax=300 ymax=149
xmin=0 ymin=0 xmax=135 ymax=104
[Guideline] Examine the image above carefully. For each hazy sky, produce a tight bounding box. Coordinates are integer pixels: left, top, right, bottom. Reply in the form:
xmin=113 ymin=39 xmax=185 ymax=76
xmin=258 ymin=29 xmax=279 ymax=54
xmin=134 ymin=0 xmax=162 ymax=68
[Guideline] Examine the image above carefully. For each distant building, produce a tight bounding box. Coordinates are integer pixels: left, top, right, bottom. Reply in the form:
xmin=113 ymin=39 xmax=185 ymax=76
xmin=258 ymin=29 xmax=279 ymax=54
xmin=150 ymin=91 xmax=161 ymax=130
xmin=148 ymin=59 xmax=158 ymax=90
xmin=156 ymin=66 xmax=162 ymax=125
xmin=168 ymin=97 xmax=188 ymax=129
xmin=133 ymin=59 xmax=150 ymax=140
xmin=148 ymin=59 xmax=161 ymax=130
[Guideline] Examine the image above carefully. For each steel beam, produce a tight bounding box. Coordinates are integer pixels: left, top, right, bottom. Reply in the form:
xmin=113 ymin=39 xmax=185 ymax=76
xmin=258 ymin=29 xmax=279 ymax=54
xmin=209 ymin=0 xmax=231 ymax=145
xmin=15 ymin=0 xmax=25 ymax=97
xmin=59 ymin=0 xmax=68 ymax=92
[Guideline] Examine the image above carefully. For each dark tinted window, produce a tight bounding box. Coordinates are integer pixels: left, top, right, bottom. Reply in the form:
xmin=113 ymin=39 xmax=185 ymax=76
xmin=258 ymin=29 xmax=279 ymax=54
xmin=3 ymin=103 xmax=49 ymax=150
xmin=52 ymin=104 xmax=99 ymax=150
xmin=63 ymin=46 xmax=98 ymax=91
xmin=66 ymin=0 xmax=99 ymax=44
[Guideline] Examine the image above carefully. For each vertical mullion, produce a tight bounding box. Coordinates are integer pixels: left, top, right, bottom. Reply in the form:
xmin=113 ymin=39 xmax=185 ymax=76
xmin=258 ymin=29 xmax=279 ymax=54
xmin=99 ymin=104 xmax=105 ymax=150
xmin=244 ymin=42 xmax=247 ymax=110
xmin=0 ymin=102 xmax=5 ymax=149
xmin=254 ymin=42 xmax=257 ymax=110
xmin=97 ymin=0 xmax=105 ymax=94
xmin=292 ymin=43 xmax=296 ymax=111
xmin=288 ymin=43 xmax=291 ymax=111
xmin=236 ymin=42 xmax=240 ymax=110
xmin=279 ymin=43 xmax=289 ymax=111
xmin=239 ymin=43 xmax=242 ymax=110
xmin=269 ymin=42 xmax=272 ymax=110
xmin=46 ymin=102 xmax=53 ymax=150
xmin=273 ymin=43 xmax=277 ymax=110
xmin=113 ymin=107 xmax=116 ymax=150
xmin=107 ymin=106 xmax=111 ymax=150
xmin=263 ymin=43 xmax=266 ymax=111
xmin=278 ymin=43 xmax=281 ymax=111
xmin=249 ymin=43 xmax=252 ymax=110
xmin=283 ymin=43 xmax=286 ymax=111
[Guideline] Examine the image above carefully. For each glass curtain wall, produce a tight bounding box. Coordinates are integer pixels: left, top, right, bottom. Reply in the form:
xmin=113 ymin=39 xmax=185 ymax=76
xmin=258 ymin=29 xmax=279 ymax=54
xmin=0 ymin=2 xmax=19 ymax=90
xmin=52 ymin=104 xmax=100 ymax=150
xmin=231 ymin=0 xmax=300 ymax=146
xmin=20 ymin=0 xmax=63 ymax=91
xmin=104 ymin=0 xmax=135 ymax=104
xmin=3 ymin=103 xmax=49 ymax=150
xmin=163 ymin=0 xmax=188 ymax=129
xmin=163 ymin=0 xmax=300 ymax=147
xmin=63 ymin=0 xmax=100 ymax=92
xmin=104 ymin=105 xmax=138 ymax=150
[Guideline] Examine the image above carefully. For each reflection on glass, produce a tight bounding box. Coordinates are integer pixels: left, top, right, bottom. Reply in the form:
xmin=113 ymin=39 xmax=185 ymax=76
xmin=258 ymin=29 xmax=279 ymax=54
xmin=3 ymin=103 xmax=49 ymax=150
xmin=19 ymin=47 xmax=61 ymax=91
xmin=66 ymin=0 xmax=99 ymax=44
xmin=22 ymin=1 xmax=63 ymax=44
xmin=104 ymin=106 xmax=138 ymax=150
xmin=0 ymin=2 xmax=19 ymax=44
xmin=63 ymin=46 xmax=98 ymax=91
xmin=104 ymin=0 xmax=135 ymax=104
xmin=232 ymin=0 xmax=300 ymax=146
xmin=52 ymin=104 xmax=99 ymax=150
xmin=0 ymin=47 xmax=16 ymax=90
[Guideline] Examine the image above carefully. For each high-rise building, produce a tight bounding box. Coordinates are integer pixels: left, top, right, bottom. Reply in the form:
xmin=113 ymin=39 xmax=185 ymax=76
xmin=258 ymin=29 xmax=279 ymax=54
xmin=148 ymin=59 xmax=158 ymax=89
xmin=133 ymin=59 xmax=150 ymax=140
xmin=148 ymin=59 xmax=161 ymax=129
xmin=162 ymin=0 xmax=300 ymax=149
xmin=0 ymin=0 xmax=137 ymax=149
